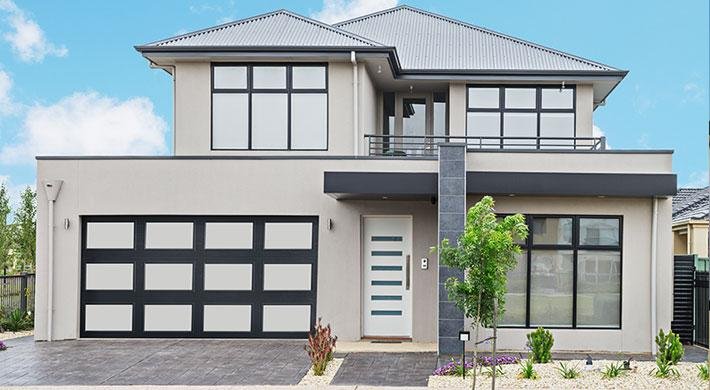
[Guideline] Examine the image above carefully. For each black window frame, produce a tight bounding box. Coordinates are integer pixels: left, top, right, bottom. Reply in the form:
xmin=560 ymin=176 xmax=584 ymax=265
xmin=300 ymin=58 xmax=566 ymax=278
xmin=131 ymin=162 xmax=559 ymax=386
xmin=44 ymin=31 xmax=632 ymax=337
xmin=499 ymin=214 xmax=622 ymax=330
xmin=465 ymin=85 xmax=576 ymax=149
xmin=211 ymin=63 xmax=329 ymax=151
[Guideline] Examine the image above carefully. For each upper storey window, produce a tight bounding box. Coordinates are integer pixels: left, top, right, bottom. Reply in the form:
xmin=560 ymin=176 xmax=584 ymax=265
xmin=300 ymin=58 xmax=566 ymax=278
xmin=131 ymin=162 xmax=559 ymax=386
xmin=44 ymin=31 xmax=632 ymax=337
xmin=211 ymin=64 xmax=328 ymax=151
xmin=466 ymin=86 xmax=575 ymax=148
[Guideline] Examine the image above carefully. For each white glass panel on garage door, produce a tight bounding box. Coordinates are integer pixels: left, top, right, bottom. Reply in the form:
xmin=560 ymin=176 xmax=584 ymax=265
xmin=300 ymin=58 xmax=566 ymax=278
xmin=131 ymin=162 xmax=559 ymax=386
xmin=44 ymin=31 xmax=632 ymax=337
xmin=144 ymin=305 xmax=192 ymax=331
xmin=204 ymin=264 xmax=252 ymax=290
xmin=85 ymin=263 xmax=133 ymax=290
xmin=145 ymin=222 xmax=193 ymax=249
xmin=205 ymin=222 xmax=253 ymax=249
xmin=144 ymin=263 xmax=193 ymax=290
xmin=264 ymin=222 xmax=312 ymax=249
xmin=86 ymin=222 xmax=134 ymax=249
xmin=204 ymin=305 xmax=251 ymax=332
xmin=264 ymin=264 xmax=311 ymax=290
xmin=262 ymin=305 xmax=311 ymax=332
xmin=85 ymin=304 xmax=133 ymax=331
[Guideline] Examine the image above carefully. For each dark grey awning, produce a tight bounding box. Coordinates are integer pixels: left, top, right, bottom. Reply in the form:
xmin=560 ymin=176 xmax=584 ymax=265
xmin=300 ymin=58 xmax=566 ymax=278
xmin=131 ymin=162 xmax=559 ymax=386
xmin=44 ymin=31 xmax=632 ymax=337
xmin=324 ymin=171 xmax=677 ymax=200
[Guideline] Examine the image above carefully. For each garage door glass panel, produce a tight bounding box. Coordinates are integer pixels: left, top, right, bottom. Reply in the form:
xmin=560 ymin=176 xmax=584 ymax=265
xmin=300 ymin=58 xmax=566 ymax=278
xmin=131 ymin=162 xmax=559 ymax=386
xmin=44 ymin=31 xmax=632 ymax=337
xmin=264 ymin=264 xmax=311 ymax=290
xmin=86 ymin=263 xmax=133 ymax=290
xmin=144 ymin=305 xmax=192 ymax=331
xmin=262 ymin=305 xmax=311 ymax=332
xmin=264 ymin=223 xmax=312 ymax=249
xmin=86 ymin=222 xmax=134 ymax=249
xmin=203 ymin=305 xmax=251 ymax=332
xmin=145 ymin=263 xmax=193 ymax=290
xmin=85 ymin=304 xmax=132 ymax=331
xmin=145 ymin=222 xmax=193 ymax=249
xmin=204 ymin=264 xmax=252 ymax=291
xmin=205 ymin=222 xmax=253 ymax=249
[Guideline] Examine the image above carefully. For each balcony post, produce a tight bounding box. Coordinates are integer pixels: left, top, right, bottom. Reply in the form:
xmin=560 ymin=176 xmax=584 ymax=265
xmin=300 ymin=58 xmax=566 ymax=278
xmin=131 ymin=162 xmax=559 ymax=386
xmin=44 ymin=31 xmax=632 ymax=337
xmin=600 ymin=136 xmax=607 ymax=150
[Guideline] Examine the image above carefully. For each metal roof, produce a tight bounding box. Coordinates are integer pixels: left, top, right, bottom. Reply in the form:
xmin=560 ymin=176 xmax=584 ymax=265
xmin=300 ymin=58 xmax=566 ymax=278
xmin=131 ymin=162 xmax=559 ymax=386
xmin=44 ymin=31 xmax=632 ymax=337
xmin=673 ymin=187 xmax=709 ymax=223
xmin=334 ymin=5 xmax=620 ymax=72
xmin=143 ymin=9 xmax=382 ymax=48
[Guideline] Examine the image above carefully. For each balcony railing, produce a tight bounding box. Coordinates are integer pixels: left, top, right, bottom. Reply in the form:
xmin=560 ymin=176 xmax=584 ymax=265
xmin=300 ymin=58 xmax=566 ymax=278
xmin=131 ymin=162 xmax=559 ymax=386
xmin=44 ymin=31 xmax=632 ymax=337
xmin=365 ymin=135 xmax=606 ymax=156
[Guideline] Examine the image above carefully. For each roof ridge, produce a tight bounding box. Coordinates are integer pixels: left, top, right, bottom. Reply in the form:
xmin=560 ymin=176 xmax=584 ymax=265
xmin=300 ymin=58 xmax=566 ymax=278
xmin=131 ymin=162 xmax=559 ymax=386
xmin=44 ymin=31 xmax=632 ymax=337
xmin=143 ymin=9 xmax=383 ymax=47
xmin=335 ymin=4 xmax=620 ymax=71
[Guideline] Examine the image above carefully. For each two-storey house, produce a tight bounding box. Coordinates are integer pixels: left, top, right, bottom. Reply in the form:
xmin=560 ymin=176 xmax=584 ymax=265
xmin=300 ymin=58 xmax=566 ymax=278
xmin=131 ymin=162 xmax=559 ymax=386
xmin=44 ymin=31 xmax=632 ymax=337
xmin=35 ymin=5 xmax=676 ymax=354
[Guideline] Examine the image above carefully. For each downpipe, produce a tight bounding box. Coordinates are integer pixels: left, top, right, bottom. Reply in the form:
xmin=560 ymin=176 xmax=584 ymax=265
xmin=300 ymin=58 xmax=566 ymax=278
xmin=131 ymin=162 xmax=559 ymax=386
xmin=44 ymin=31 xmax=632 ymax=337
xmin=350 ymin=51 xmax=358 ymax=156
xmin=650 ymin=197 xmax=658 ymax=355
xmin=43 ymin=180 xmax=63 ymax=341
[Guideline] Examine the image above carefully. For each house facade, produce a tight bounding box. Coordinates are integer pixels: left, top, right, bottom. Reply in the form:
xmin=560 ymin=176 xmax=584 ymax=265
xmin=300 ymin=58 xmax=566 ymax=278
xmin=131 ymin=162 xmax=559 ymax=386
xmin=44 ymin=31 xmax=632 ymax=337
xmin=34 ymin=6 xmax=676 ymax=354
xmin=672 ymin=187 xmax=708 ymax=270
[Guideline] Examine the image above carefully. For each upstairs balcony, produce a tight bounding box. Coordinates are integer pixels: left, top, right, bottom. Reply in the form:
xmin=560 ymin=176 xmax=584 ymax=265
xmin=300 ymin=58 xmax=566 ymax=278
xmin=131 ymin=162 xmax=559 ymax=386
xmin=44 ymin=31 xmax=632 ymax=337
xmin=365 ymin=135 xmax=607 ymax=157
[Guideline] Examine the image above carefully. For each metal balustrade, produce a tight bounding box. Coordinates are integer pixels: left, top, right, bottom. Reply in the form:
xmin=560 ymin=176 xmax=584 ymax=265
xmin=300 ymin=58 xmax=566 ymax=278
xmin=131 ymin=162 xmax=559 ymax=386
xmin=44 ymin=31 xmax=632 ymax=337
xmin=365 ymin=135 xmax=606 ymax=156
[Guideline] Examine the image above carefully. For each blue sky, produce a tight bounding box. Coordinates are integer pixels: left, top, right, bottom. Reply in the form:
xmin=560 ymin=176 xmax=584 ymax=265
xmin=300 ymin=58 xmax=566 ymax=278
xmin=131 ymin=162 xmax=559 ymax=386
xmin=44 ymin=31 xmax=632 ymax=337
xmin=0 ymin=0 xmax=708 ymax=205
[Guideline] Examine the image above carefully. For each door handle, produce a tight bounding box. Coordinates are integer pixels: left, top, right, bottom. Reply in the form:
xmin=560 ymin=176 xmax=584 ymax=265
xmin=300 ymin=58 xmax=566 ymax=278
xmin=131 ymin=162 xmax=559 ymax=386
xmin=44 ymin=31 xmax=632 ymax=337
xmin=405 ymin=255 xmax=411 ymax=290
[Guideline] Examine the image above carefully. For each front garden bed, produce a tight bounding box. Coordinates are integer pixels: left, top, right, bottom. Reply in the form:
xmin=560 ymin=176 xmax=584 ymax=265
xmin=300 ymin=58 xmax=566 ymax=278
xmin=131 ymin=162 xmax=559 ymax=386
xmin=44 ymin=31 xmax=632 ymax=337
xmin=298 ymin=357 xmax=343 ymax=386
xmin=428 ymin=359 xmax=708 ymax=389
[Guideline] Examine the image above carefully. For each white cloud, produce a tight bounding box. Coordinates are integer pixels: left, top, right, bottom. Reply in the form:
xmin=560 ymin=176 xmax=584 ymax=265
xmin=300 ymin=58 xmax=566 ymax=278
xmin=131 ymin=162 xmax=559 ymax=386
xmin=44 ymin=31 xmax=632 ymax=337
xmin=311 ymin=0 xmax=398 ymax=24
xmin=0 ymin=69 xmax=19 ymax=115
xmin=1 ymin=91 xmax=168 ymax=163
xmin=685 ymin=170 xmax=709 ymax=188
xmin=0 ymin=0 xmax=68 ymax=62
xmin=682 ymin=82 xmax=706 ymax=104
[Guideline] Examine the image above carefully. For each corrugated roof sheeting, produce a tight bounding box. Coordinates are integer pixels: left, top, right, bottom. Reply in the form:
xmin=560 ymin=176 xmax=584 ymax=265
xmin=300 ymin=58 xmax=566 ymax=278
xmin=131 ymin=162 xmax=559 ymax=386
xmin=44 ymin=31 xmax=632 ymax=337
xmin=335 ymin=6 xmax=618 ymax=71
xmin=150 ymin=10 xmax=380 ymax=47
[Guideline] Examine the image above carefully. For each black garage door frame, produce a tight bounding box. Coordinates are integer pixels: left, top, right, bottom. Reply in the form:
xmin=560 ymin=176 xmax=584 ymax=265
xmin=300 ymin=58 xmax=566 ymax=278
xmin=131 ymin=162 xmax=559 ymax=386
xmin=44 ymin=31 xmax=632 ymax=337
xmin=80 ymin=215 xmax=318 ymax=338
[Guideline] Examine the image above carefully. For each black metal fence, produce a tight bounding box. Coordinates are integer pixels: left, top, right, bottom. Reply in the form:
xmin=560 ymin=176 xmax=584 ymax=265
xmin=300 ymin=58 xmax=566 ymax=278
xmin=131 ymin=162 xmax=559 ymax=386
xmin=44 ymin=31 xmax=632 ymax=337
xmin=671 ymin=255 xmax=695 ymax=343
xmin=694 ymin=271 xmax=709 ymax=347
xmin=0 ymin=274 xmax=35 ymax=314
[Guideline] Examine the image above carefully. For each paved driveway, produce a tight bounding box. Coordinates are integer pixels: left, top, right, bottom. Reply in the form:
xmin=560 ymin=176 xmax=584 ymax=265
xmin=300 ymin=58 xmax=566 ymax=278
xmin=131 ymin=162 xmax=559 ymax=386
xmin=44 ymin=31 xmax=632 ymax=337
xmin=332 ymin=352 xmax=438 ymax=387
xmin=0 ymin=336 xmax=310 ymax=386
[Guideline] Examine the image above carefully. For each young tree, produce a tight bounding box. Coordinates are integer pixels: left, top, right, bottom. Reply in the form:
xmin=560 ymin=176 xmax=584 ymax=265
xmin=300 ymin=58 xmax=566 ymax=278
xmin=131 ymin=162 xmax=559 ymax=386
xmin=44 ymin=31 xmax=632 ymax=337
xmin=0 ymin=182 xmax=12 ymax=275
xmin=12 ymin=187 xmax=36 ymax=273
xmin=439 ymin=196 xmax=528 ymax=390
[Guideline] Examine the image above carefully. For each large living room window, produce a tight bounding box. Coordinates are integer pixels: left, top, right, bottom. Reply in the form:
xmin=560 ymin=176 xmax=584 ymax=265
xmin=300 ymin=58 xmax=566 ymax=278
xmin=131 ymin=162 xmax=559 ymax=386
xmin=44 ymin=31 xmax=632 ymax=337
xmin=211 ymin=64 xmax=328 ymax=150
xmin=466 ymin=86 xmax=575 ymax=148
xmin=500 ymin=215 xmax=621 ymax=329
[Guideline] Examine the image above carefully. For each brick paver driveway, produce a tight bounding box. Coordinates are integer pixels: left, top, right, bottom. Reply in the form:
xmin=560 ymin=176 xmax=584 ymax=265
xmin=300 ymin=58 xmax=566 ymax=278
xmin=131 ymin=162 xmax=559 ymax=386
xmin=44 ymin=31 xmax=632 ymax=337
xmin=0 ymin=336 xmax=310 ymax=386
xmin=332 ymin=352 xmax=438 ymax=387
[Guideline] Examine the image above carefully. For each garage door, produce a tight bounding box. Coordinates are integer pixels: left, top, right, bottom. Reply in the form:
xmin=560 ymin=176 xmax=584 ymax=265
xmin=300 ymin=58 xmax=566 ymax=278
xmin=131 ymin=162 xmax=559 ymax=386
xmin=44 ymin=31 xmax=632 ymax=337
xmin=80 ymin=216 xmax=318 ymax=338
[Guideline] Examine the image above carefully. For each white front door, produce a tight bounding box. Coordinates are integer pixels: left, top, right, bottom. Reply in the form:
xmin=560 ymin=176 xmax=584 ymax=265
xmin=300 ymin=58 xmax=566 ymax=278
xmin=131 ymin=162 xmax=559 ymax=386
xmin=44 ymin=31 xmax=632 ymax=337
xmin=363 ymin=216 xmax=412 ymax=338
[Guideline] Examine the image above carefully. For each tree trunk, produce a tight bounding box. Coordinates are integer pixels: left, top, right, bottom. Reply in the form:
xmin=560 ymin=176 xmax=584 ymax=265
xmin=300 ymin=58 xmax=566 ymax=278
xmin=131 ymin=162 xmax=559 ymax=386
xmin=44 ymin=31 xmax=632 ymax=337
xmin=471 ymin=290 xmax=482 ymax=390
xmin=491 ymin=298 xmax=498 ymax=390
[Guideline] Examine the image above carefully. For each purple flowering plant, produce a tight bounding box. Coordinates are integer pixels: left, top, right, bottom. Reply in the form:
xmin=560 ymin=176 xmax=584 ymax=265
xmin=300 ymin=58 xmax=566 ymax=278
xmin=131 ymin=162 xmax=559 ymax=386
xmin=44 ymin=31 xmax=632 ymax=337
xmin=0 ymin=340 xmax=7 ymax=351
xmin=433 ymin=355 xmax=520 ymax=376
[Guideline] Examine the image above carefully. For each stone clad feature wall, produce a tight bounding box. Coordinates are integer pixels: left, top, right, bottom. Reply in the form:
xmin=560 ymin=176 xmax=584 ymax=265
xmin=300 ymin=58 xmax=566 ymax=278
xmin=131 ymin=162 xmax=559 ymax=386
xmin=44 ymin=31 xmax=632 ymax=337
xmin=437 ymin=143 xmax=466 ymax=355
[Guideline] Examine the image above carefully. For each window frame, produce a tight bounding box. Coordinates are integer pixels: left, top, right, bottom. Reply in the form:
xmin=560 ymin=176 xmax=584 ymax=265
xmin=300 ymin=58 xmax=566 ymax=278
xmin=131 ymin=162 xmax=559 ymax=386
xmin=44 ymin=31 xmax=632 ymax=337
xmin=466 ymin=85 xmax=576 ymax=149
xmin=211 ymin=63 xmax=329 ymax=151
xmin=499 ymin=214 xmax=622 ymax=330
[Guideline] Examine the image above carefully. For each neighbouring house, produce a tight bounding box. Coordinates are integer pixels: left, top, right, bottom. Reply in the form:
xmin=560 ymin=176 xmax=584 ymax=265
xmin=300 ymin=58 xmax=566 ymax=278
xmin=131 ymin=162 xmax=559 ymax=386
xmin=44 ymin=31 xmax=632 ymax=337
xmin=34 ymin=5 xmax=676 ymax=355
xmin=672 ymin=187 xmax=709 ymax=270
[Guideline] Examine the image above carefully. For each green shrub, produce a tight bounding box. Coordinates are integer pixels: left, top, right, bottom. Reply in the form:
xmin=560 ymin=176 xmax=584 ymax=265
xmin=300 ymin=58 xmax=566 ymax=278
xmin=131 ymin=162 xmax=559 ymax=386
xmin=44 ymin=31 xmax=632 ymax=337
xmin=555 ymin=362 xmax=580 ymax=379
xmin=517 ymin=359 xmax=538 ymax=380
xmin=0 ymin=308 xmax=31 ymax=332
xmin=483 ymin=365 xmax=504 ymax=378
xmin=304 ymin=318 xmax=337 ymax=376
xmin=526 ymin=327 xmax=553 ymax=363
xmin=698 ymin=362 xmax=709 ymax=381
xmin=655 ymin=329 xmax=684 ymax=365
xmin=602 ymin=362 xmax=624 ymax=379
xmin=650 ymin=359 xmax=680 ymax=379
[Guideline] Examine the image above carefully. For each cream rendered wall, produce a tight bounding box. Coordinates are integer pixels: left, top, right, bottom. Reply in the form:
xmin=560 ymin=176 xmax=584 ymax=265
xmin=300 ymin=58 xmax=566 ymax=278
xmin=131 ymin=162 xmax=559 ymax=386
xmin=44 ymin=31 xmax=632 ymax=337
xmin=575 ymin=84 xmax=594 ymax=137
xmin=359 ymin=65 xmax=378 ymax=155
xmin=462 ymin=195 xmax=672 ymax=353
xmin=35 ymin=158 xmax=440 ymax=342
xmin=173 ymin=61 xmax=364 ymax=156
